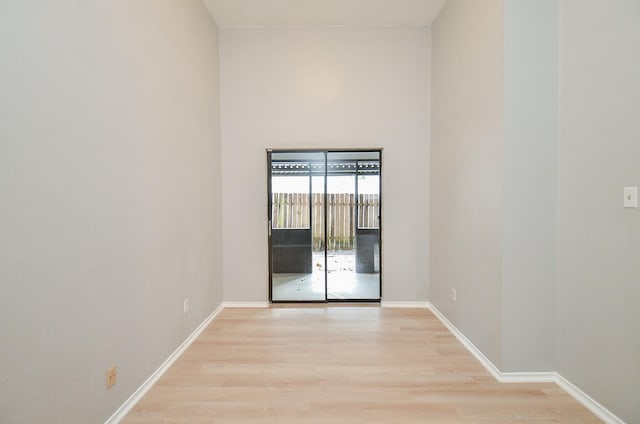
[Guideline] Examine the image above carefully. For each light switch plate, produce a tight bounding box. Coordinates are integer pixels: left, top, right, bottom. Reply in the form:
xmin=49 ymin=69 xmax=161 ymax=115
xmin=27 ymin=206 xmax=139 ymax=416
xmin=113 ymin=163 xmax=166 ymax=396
xmin=624 ymin=187 xmax=638 ymax=208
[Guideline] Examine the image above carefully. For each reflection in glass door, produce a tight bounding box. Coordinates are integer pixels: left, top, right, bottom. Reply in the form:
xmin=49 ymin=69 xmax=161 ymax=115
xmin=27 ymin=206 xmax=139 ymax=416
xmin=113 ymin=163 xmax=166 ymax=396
xmin=268 ymin=150 xmax=381 ymax=302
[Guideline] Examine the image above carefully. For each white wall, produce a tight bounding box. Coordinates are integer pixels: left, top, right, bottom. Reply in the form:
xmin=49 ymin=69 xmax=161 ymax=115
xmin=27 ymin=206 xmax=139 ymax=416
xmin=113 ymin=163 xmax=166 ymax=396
xmin=431 ymin=0 xmax=559 ymax=372
xmin=430 ymin=0 xmax=505 ymax=366
xmin=557 ymin=1 xmax=640 ymax=422
xmin=219 ymin=26 xmax=430 ymax=302
xmin=502 ymin=0 xmax=558 ymax=372
xmin=433 ymin=0 xmax=638 ymax=420
xmin=0 ymin=1 xmax=223 ymax=423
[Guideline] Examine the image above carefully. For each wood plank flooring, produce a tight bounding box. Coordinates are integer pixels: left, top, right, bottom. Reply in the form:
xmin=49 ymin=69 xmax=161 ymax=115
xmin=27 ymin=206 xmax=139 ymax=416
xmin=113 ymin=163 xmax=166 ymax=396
xmin=123 ymin=306 xmax=601 ymax=423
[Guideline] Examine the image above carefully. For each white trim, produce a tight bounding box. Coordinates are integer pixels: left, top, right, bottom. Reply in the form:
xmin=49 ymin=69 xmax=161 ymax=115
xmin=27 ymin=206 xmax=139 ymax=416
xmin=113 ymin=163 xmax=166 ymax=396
xmin=427 ymin=303 xmax=626 ymax=424
xmin=104 ymin=303 xmax=225 ymax=424
xmin=499 ymin=372 xmax=555 ymax=383
xmin=380 ymin=301 xmax=430 ymax=308
xmin=223 ymin=301 xmax=269 ymax=308
xmin=426 ymin=303 xmax=503 ymax=381
xmin=554 ymin=373 xmax=626 ymax=424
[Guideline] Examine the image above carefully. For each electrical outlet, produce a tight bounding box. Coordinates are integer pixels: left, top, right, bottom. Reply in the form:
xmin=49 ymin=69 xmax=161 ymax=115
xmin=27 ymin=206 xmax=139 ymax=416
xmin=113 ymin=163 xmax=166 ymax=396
xmin=106 ymin=365 xmax=117 ymax=390
xmin=183 ymin=298 xmax=189 ymax=314
xmin=451 ymin=288 xmax=457 ymax=302
xmin=624 ymin=187 xmax=638 ymax=208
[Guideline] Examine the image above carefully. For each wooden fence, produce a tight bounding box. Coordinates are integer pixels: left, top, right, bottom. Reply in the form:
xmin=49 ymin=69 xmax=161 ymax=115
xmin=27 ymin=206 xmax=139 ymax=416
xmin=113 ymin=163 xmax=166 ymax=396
xmin=272 ymin=192 xmax=379 ymax=250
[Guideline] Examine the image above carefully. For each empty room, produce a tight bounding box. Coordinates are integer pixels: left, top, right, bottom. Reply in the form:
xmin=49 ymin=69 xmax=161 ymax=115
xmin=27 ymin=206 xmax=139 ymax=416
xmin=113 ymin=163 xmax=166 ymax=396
xmin=1 ymin=0 xmax=638 ymax=423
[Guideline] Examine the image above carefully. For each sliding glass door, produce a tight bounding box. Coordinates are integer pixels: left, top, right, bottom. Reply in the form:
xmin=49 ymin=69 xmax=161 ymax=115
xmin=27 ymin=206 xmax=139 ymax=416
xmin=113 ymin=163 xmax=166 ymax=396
xmin=326 ymin=152 xmax=380 ymax=300
xmin=268 ymin=150 xmax=381 ymax=302
xmin=269 ymin=151 xmax=325 ymax=301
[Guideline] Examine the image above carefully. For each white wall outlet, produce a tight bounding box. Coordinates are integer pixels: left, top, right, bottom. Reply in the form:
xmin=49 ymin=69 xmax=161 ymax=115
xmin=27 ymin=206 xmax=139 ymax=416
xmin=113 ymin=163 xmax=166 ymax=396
xmin=451 ymin=288 xmax=457 ymax=302
xmin=624 ymin=187 xmax=638 ymax=208
xmin=183 ymin=298 xmax=189 ymax=314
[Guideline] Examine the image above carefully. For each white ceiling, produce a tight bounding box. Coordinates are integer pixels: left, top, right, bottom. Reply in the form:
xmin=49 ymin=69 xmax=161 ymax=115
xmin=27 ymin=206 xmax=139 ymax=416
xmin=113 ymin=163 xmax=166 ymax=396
xmin=203 ymin=0 xmax=448 ymax=28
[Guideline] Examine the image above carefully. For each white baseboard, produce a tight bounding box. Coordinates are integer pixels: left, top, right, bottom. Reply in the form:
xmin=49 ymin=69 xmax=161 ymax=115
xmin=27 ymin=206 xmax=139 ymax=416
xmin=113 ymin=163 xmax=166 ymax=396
xmin=427 ymin=303 xmax=626 ymax=424
xmin=554 ymin=373 xmax=626 ymax=424
xmin=499 ymin=372 xmax=555 ymax=383
xmin=223 ymin=301 xmax=269 ymax=308
xmin=104 ymin=303 xmax=225 ymax=424
xmin=426 ymin=303 xmax=503 ymax=381
xmin=381 ymin=301 xmax=430 ymax=308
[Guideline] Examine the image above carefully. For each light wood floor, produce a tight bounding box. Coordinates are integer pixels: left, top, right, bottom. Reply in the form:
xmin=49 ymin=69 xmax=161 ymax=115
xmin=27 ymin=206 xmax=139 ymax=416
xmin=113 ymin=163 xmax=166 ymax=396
xmin=123 ymin=306 xmax=601 ymax=423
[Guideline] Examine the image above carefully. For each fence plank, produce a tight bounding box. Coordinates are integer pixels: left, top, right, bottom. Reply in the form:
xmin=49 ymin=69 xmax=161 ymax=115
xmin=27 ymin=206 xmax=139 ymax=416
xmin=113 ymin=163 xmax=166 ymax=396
xmin=272 ymin=192 xmax=379 ymax=249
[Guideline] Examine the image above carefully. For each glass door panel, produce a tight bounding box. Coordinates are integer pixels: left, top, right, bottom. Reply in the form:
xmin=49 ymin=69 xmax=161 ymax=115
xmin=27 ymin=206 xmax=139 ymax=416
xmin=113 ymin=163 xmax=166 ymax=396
xmin=326 ymin=151 xmax=381 ymax=301
xmin=269 ymin=151 xmax=326 ymax=301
